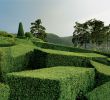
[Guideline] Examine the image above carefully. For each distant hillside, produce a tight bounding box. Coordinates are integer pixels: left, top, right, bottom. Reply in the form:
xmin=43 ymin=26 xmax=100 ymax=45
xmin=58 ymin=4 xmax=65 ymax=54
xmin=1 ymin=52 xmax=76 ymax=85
xmin=46 ymin=33 xmax=73 ymax=46
xmin=61 ymin=36 xmax=73 ymax=46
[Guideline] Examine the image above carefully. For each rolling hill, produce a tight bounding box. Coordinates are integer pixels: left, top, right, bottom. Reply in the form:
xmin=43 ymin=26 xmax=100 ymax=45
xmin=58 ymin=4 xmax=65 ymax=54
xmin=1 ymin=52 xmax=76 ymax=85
xmin=46 ymin=33 xmax=73 ymax=46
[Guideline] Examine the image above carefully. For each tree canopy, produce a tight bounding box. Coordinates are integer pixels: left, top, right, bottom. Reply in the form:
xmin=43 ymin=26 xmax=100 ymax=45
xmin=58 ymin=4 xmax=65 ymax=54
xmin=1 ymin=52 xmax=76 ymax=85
xmin=72 ymin=19 xmax=110 ymax=49
xmin=17 ymin=22 xmax=25 ymax=38
xmin=30 ymin=19 xmax=46 ymax=41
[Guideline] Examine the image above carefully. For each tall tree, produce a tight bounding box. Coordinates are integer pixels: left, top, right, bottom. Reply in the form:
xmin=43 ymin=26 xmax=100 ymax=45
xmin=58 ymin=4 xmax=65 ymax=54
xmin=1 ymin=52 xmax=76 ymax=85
xmin=103 ymin=25 xmax=110 ymax=49
xmin=30 ymin=19 xmax=46 ymax=41
xmin=73 ymin=22 xmax=90 ymax=48
xmin=72 ymin=19 xmax=105 ymax=49
xmin=86 ymin=19 xmax=104 ymax=45
xmin=17 ymin=22 xmax=25 ymax=38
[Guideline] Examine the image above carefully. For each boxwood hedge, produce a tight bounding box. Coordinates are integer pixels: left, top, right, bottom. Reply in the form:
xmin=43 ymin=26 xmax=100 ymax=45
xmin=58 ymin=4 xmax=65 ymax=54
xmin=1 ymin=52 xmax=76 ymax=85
xmin=0 ymin=83 xmax=10 ymax=100
xmin=0 ymin=37 xmax=15 ymax=47
xmin=0 ymin=31 xmax=13 ymax=38
xmin=32 ymin=41 xmax=94 ymax=53
xmin=86 ymin=81 xmax=110 ymax=100
xmin=31 ymin=48 xmax=107 ymax=69
xmin=6 ymin=67 xmax=95 ymax=100
xmin=90 ymin=61 xmax=110 ymax=86
xmin=0 ymin=42 xmax=36 ymax=82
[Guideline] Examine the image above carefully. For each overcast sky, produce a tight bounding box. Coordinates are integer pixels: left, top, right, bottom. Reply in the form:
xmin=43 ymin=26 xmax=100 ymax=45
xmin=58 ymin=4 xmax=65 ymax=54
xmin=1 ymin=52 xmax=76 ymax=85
xmin=0 ymin=0 xmax=110 ymax=36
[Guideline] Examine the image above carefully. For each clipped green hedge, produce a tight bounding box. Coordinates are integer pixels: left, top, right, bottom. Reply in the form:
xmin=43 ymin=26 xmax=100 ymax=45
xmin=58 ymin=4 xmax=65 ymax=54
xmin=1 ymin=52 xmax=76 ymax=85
xmin=6 ymin=67 xmax=95 ymax=100
xmin=33 ymin=41 xmax=94 ymax=53
xmin=0 ymin=83 xmax=10 ymax=100
xmin=90 ymin=61 xmax=110 ymax=86
xmin=0 ymin=37 xmax=15 ymax=47
xmin=31 ymin=48 xmax=106 ymax=69
xmin=94 ymin=50 xmax=110 ymax=58
xmin=86 ymin=81 xmax=110 ymax=100
xmin=0 ymin=50 xmax=3 ymax=81
xmin=0 ymin=31 xmax=13 ymax=38
xmin=0 ymin=41 xmax=36 ymax=82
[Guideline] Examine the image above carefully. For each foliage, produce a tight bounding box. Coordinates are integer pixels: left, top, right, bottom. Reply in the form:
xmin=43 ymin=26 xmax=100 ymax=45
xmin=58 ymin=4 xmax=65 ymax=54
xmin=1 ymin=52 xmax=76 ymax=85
xmin=6 ymin=67 xmax=95 ymax=100
xmin=30 ymin=19 xmax=46 ymax=41
xmin=25 ymin=32 xmax=33 ymax=38
xmin=86 ymin=81 xmax=110 ymax=100
xmin=72 ymin=22 xmax=91 ymax=48
xmin=31 ymin=37 xmax=43 ymax=43
xmin=33 ymin=41 xmax=94 ymax=53
xmin=86 ymin=19 xmax=105 ymax=44
xmin=31 ymin=48 xmax=106 ymax=69
xmin=46 ymin=33 xmax=73 ymax=46
xmin=0 ymin=39 xmax=37 ymax=82
xmin=0 ymin=31 xmax=14 ymax=38
xmin=90 ymin=61 xmax=110 ymax=86
xmin=73 ymin=19 xmax=110 ymax=48
xmin=0 ymin=37 xmax=15 ymax=47
xmin=0 ymin=83 xmax=10 ymax=100
xmin=0 ymin=35 xmax=110 ymax=100
xmin=17 ymin=22 xmax=25 ymax=38
xmin=103 ymin=25 xmax=110 ymax=49
xmin=94 ymin=50 xmax=110 ymax=57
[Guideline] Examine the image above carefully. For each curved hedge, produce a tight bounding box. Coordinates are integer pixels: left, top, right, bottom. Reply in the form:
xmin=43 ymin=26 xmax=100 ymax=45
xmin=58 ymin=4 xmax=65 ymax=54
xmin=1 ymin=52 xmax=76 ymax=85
xmin=0 ymin=83 xmax=10 ymax=100
xmin=0 ymin=41 xmax=36 ymax=82
xmin=90 ymin=61 xmax=110 ymax=85
xmin=86 ymin=81 xmax=110 ymax=100
xmin=31 ymin=48 xmax=106 ymax=69
xmin=0 ymin=37 xmax=15 ymax=47
xmin=33 ymin=41 xmax=94 ymax=53
xmin=6 ymin=67 xmax=95 ymax=100
xmin=0 ymin=31 xmax=13 ymax=38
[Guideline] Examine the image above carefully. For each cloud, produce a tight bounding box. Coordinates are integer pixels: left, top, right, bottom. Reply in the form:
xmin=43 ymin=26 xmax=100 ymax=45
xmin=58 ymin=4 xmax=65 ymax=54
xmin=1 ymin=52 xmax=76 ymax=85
xmin=78 ymin=10 xmax=110 ymax=25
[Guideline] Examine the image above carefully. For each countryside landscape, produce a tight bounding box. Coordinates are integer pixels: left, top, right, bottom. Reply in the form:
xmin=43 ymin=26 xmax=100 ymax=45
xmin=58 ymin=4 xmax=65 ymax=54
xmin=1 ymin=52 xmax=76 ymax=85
xmin=0 ymin=0 xmax=110 ymax=100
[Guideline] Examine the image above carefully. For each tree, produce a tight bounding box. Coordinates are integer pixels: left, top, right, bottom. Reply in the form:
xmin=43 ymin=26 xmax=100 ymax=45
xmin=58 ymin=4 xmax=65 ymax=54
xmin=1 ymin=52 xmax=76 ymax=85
xmin=30 ymin=19 xmax=46 ymax=41
xmin=72 ymin=22 xmax=90 ymax=48
xmin=72 ymin=19 xmax=105 ymax=49
xmin=103 ymin=25 xmax=110 ymax=49
xmin=17 ymin=22 xmax=25 ymax=38
xmin=86 ymin=19 xmax=104 ymax=45
xmin=72 ymin=34 xmax=79 ymax=47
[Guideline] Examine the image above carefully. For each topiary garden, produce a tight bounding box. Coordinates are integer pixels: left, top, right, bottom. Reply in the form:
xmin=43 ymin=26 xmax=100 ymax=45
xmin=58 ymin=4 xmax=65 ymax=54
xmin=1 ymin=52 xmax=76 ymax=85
xmin=0 ymin=31 xmax=110 ymax=100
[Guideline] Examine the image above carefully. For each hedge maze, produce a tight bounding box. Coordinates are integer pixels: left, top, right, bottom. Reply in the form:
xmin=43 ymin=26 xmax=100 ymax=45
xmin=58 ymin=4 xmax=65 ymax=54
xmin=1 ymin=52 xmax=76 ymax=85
xmin=0 ymin=38 xmax=110 ymax=100
xmin=6 ymin=67 xmax=95 ymax=100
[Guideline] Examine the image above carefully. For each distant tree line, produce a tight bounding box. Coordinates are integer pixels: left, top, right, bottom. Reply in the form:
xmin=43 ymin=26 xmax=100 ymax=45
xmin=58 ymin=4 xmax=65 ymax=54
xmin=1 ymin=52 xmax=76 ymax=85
xmin=72 ymin=19 xmax=110 ymax=50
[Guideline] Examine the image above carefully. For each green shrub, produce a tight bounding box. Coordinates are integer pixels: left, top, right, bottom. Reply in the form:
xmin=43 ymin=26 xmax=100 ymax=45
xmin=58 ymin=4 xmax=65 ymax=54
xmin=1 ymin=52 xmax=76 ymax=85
xmin=90 ymin=61 xmax=110 ymax=86
xmin=0 ymin=31 xmax=13 ymax=38
xmin=6 ymin=67 xmax=95 ymax=100
xmin=17 ymin=22 xmax=25 ymax=38
xmin=33 ymin=41 xmax=94 ymax=53
xmin=31 ymin=37 xmax=43 ymax=43
xmin=0 ymin=83 xmax=10 ymax=100
xmin=31 ymin=48 xmax=106 ymax=69
xmin=0 ymin=37 xmax=15 ymax=47
xmin=0 ymin=51 xmax=2 ymax=81
xmin=94 ymin=50 xmax=110 ymax=57
xmin=25 ymin=32 xmax=33 ymax=38
xmin=86 ymin=81 xmax=110 ymax=100
xmin=0 ymin=42 xmax=36 ymax=82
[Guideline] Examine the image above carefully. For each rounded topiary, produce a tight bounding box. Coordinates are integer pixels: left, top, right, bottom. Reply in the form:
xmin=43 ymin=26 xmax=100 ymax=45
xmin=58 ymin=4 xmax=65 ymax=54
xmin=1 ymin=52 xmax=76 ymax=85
xmin=17 ymin=22 xmax=25 ymax=38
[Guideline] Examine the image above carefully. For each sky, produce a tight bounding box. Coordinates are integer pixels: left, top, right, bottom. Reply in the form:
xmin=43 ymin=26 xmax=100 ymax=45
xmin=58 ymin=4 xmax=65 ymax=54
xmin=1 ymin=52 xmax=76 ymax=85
xmin=0 ymin=0 xmax=110 ymax=37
